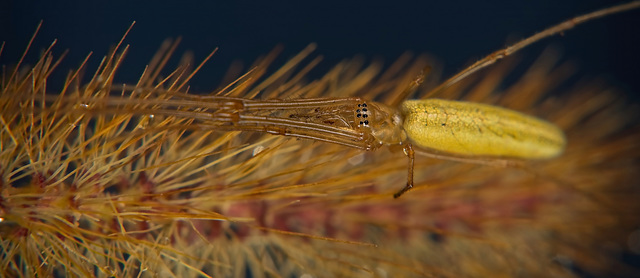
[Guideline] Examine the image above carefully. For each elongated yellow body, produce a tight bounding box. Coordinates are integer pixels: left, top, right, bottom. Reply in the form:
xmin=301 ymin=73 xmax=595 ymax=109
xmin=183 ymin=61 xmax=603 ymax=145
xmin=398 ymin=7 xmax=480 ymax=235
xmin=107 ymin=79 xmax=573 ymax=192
xmin=401 ymin=99 xmax=566 ymax=159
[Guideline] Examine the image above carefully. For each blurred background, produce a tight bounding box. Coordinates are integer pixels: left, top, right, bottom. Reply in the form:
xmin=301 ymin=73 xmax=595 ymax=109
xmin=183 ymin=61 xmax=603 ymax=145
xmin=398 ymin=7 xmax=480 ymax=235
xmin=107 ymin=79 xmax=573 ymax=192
xmin=1 ymin=0 xmax=639 ymax=98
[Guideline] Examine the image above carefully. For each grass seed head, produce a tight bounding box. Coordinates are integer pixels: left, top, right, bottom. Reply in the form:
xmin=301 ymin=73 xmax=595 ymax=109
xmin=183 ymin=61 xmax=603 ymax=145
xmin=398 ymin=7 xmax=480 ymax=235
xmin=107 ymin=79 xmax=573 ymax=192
xmin=1 ymin=15 xmax=640 ymax=278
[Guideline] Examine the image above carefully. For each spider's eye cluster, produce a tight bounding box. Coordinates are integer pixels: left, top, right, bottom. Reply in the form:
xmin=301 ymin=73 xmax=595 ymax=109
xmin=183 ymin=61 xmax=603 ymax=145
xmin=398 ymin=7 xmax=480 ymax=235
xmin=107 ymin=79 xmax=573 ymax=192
xmin=356 ymin=103 xmax=369 ymax=127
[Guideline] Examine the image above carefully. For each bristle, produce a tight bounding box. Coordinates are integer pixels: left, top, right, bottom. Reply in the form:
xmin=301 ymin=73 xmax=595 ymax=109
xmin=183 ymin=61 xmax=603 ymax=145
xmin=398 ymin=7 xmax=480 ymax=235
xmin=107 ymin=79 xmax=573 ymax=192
xmin=2 ymin=20 xmax=640 ymax=278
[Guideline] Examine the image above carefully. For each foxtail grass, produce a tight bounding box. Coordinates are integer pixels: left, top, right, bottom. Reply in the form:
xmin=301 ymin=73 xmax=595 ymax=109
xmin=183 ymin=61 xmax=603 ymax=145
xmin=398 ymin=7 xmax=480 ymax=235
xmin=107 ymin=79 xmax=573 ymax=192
xmin=1 ymin=23 xmax=639 ymax=277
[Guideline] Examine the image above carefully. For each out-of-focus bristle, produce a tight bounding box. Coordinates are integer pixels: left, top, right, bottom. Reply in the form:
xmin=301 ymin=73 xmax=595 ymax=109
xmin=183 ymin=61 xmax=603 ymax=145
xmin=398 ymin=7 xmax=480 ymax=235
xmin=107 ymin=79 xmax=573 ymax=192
xmin=1 ymin=25 xmax=639 ymax=278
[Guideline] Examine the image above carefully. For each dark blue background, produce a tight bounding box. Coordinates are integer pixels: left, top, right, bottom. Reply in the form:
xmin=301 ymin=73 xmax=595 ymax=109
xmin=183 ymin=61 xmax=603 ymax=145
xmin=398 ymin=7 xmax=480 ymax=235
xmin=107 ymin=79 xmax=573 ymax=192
xmin=1 ymin=0 xmax=639 ymax=98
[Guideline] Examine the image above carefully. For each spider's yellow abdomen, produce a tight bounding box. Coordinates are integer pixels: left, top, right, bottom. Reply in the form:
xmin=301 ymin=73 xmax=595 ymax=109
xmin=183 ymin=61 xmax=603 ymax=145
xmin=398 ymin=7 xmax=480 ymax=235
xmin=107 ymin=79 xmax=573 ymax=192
xmin=401 ymin=99 xmax=566 ymax=159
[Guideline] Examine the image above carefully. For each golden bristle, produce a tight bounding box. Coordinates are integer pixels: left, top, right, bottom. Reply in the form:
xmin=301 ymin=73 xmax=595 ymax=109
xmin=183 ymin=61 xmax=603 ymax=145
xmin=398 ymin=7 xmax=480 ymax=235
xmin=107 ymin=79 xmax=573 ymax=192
xmin=2 ymin=13 xmax=640 ymax=278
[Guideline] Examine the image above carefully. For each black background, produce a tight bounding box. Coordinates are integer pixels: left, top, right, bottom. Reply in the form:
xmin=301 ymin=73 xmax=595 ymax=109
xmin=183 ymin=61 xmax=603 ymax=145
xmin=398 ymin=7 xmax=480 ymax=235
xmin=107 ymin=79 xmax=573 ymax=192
xmin=2 ymin=0 xmax=639 ymax=98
